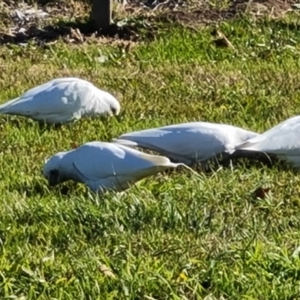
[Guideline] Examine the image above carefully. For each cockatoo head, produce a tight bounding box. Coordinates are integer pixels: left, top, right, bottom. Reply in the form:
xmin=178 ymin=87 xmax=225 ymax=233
xmin=43 ymin=153 xmax=66 ymax=186
xmin=108 ymin=97 xmax=121 ymax=117
xmin=98 ymin=91 xmax=121 ymax=117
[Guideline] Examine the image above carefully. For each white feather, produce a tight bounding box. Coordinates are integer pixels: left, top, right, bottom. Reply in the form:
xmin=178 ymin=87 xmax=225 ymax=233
xmin=112 ymin=122 xmax=259 ymax=165
xmin=233 ymin=115 xmax=300 ymax=168
xmin=0 ymin=77 xmax=120 ymax=124
xmin=43 ymin=141 xmax=189 ymax=192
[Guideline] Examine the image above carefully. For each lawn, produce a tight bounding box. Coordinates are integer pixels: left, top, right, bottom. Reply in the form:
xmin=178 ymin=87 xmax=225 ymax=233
xmin=1 ymin=0 xmax=300 ymax=299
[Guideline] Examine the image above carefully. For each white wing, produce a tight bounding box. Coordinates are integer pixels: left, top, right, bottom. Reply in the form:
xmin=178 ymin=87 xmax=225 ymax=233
xmin=0 ymin=77 xmax=112 ymax=123
xmin=235 ymin=116 xmax=300 ymax=156
xmin=113 ymin=122 xmax=259 ymax=163
xmin=67 ymin=142 xmax=177 ymax=188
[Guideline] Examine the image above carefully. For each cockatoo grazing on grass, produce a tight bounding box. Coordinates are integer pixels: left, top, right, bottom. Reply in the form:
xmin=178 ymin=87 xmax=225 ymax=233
xmin=113 ymin=122 xmax=260 ymax=166
xmin=232 ymin=115 xmax=300 ymax=169
xmin=43 ymin=141 xmax=194 ymax=192
xmin=0 ymin=77 xmax=120 ymax=124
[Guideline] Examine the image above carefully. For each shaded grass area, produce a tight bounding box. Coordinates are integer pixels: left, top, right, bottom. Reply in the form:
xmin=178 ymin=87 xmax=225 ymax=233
xmin=0 ymin=0 xmax=258 ymax=45
xmin=1 ymin=11 xmax=300 ymax=299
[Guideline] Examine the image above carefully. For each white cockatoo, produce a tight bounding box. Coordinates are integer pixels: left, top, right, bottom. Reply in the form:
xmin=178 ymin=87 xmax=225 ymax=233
xmin=112 ymin=122 xmax=260 ymax=166
xmin=43 ymin=141 xmax=195 ymax=192
xmin=0 ymin=77 xmax=120 ymax=124
xmin=232 ymin=115 xmax=300 ymax=168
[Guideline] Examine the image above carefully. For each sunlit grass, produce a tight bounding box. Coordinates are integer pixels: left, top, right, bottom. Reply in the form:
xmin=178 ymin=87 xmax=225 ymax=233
xmin=1 ymin=8 xmax=300 ymax=299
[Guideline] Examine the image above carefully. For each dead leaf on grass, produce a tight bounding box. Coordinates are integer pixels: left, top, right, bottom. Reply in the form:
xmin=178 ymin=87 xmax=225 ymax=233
xmin=99 ymin=263 xmax=116 ymax=279
xmin=211 ymin=29 xmax=237 ymax=52
xmin=70 ymin=27 xmax=84 ymax=43
xmin=70 ymin=142 xmax=78 ymax=149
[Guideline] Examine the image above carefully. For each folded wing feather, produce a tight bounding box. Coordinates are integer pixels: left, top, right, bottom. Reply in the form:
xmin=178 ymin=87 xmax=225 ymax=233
xmin=0 ymin=78 xmax=96 ymax=120
xmin=70 ymin=142 xmax=176 ymax=185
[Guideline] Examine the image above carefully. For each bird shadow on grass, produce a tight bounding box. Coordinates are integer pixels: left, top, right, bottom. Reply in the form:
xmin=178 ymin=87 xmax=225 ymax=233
xmin=10 ymin=178 xmax=82 ymax=198
xmin=164 ymin=151 xmax=294 ymax=177
xmin=218 ymin=152 xmax=300 ymax=175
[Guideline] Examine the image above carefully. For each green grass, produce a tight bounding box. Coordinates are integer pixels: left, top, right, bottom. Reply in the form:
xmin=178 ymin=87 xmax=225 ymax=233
xmin=1 ymin=9 xmax=300 ymax=299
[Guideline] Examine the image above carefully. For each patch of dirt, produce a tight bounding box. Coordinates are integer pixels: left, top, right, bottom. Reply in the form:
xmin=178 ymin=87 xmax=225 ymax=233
xmin=232 ymin=0 xmax=296 ymax=17
xmin=0 ymin=18 xmax=161 ymax=46
xmin=0 ymin=0 xmax=298 ymax=46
